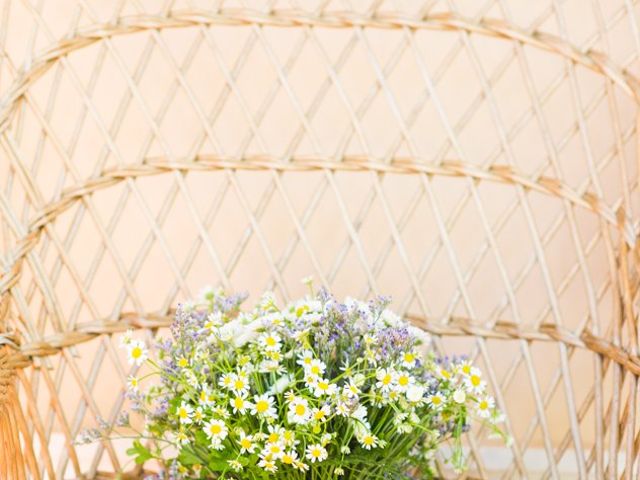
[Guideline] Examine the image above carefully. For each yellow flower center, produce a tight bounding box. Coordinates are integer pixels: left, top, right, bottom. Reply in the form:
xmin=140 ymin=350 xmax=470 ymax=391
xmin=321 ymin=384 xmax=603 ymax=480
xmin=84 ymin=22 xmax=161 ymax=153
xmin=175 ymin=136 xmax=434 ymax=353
xmin=311 ymin=365 xmax=321 ymax=375
xmin=471 ymin=375 xmax=481 ymax=387
xmin=240 ymin=438 xmax=252 ymax=449
xmin=266 ymin=337 xmax=277 ymax=347
xmin=234 ymin=379 xmax=245 ymax=390
xmin=282 ymin=454 xmax=294 ymax=464
xmin=404 ymin=353 xmax=415 ymax=363
xmin=311 ymin=448 xmax=321 ymax=458
xmin=479 ymin=400 xmax=488 ymax=410
xmin=210 ymin=424 xmax=221 ymax=435
xmin=295 ymin=404 xmax=307 ymax=416
xmin=382 ymin=374 xmax=392 ymax=385
xmin=256 ymin=400 xmax=269 ymax=413
xmin=318 ymin=381 xmax=329 ymax=391
xmin=269 ymin=444 xmax=282 ymax=454
xmin=268 ymin=432 xmax=280 ymax=443
xmin=398 ymin=376 xmax=409 ymax=386
xmin=131 ymin=347 xmax=142 ymax=359
xmin=314 ymin=410 xmax=325 ymax=420
xmin=234 ymin=397 xmax=244 ymax=409
xmin=177 ymin=357 xmax=188 ymax=368
xmin=462 ymin=364 xmax=471 ymax=375
xmin=432 ymin=396 xmax=442 ymax=405
xmin=363 ymin=436 xmax=375 ymax=446
xmin=178 ymin=408 xmax=188 ymax=418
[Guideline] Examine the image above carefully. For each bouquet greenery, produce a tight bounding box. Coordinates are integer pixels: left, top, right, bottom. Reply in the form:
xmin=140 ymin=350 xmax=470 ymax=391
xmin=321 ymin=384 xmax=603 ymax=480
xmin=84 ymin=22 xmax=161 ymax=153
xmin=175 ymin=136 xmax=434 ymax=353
xmin=102 ymin=282 xmax=506 ymax=479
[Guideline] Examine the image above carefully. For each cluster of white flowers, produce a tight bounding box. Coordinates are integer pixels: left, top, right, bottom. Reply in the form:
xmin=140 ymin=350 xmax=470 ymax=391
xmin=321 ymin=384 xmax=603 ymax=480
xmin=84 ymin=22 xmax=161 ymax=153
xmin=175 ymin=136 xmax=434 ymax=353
xmin=117 ymin=284 xmax=506 ymax=479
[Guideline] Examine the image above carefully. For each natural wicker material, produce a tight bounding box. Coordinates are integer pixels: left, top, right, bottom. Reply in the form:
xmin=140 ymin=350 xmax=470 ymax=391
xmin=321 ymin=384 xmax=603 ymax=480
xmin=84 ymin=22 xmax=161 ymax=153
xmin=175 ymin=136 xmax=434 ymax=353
xmin=0 ymin=1 xmax=639 ymax=478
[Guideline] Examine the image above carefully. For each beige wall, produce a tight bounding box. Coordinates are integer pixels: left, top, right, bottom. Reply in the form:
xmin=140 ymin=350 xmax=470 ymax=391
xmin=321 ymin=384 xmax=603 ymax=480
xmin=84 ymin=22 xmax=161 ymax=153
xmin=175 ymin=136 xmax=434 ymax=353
xmin=1 ymin=0 xmax=639 ymax=477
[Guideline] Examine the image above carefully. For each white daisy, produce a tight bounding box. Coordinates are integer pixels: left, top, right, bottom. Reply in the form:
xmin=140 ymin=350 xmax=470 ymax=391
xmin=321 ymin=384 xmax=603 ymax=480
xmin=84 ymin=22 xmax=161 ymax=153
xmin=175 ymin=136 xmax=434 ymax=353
xmin=218 ymin=373 xmax=234 ymax=390
xmin=394 ymin=371 xmax=414 ymax=392
xmin=313 ymin=378 xmax=337 ymax=397
xmin=305 ymin=359 xmax=326 ymax=377
xmin=296 ymin=349 xmax=315 ymax=368
xmin=258 ymin=456 xmax=278 ymax=472
xmin=358 ymin=432 xmax=380 ymax=450
xmin=237 ymin=431 xmax=257 ymax=454
xmin=251 ymin=393 xmax=277 ymax=419
xmin=464 ymin=367 xmax=486 ymax=393
xmin=312 ymin=404 xmax=331 ymax=423
xmin=259 ymin=332 xmax=282 ymax=351
xmin=426 ymin=392 xmax=445 ymax=410
xmin=288 ymin=397 xmax=311 ymax=424
xmin=230 ymin=394 xmax=251 ymax=414
xmin=204 ymin=419 xmax=228 ymax=444
xmin=126 ymin=340 xmax=148 ymax=366
xmin=476 ymin=396 xmax=495 ymax=418
xmin=230 ymin=373 xmax=250 ymax=395
xmin=401 ymin=350 xmax=418 ymax=368
xmin=375 ymin=368 xmax=395 ymax=392
xmin=305 ymin=443 xmax=328 ymax=463
xmin=176 ymin=402 xmax=193 ymax=424
xmin=262 ymin=441 xmax=285 ymax=460
xmin=126 ymin=375 xmax=139 ymax=391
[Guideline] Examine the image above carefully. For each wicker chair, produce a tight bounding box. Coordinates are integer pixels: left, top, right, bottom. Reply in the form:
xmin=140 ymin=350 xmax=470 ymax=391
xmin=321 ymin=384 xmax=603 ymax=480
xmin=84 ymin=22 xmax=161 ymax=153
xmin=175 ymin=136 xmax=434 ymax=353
xmin=1 ymin=1 xmax=639 ymax=478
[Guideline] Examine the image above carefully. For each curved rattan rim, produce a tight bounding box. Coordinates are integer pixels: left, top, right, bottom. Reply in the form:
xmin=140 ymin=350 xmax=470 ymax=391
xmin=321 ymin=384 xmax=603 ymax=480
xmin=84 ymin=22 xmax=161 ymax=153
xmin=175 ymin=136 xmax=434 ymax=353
xmin=0 ymin=8 xmax=638 ymax=377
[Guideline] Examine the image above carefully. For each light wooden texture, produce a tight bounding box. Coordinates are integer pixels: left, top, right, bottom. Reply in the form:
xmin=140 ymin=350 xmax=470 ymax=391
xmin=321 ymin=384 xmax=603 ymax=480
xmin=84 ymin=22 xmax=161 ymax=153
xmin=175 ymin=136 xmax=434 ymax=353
xmin=0 ymin=0 xmax=639 ymax=478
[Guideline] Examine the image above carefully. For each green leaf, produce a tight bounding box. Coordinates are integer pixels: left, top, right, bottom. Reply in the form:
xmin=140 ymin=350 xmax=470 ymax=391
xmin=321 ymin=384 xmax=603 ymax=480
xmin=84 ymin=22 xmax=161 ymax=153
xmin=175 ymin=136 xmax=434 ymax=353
xmin=177 ymin=447 xmax=202 ymax=466
xmin=126 ymin=440 xmax=153 ymax=465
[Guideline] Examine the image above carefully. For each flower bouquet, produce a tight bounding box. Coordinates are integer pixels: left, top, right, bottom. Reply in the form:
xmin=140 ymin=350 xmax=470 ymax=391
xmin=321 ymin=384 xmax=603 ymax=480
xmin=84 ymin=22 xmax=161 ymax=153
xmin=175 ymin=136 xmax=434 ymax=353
xmin=101 ymin=282 xmax=506 ymax=479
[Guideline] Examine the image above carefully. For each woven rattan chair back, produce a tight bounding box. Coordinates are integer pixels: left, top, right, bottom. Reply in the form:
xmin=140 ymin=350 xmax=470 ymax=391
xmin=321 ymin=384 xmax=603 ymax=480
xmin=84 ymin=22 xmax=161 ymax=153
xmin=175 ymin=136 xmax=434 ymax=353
xmin=0 ymin=1 xmax=639 ymax=479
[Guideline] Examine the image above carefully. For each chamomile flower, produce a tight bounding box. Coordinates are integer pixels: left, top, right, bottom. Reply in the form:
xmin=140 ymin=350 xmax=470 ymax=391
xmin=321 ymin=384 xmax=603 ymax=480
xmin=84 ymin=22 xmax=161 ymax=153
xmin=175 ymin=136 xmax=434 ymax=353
xmin=228 ymin=460 xmax=243 ymax=472
xmin=176 ymin=402 xmax=193 ymax=424
xmin=394 ymin=371 xmax=414 ymax=392
xmin=296 ymin=349 xmax=315 ymax=368
xmin=259 ymin=332 xmax=282 ymax=351
xmin=259 ymin=459 xmax=278 ymax=473
xmin=305 ymin=443 xmax=328 ymax=463
xmin=262 ymin=441 xmax=285 ymax=459
xmin=126 ymin=375 xmax=139 ymax=391
xmin=192 ymin=407 xmax=204 ymax=424
xmin=427 ymin=392 xmax=445 ymax=410
xmin=204 ymin=419 xmax=228 ymax=444
xmin=358 ymin=432 xmax=380 ymax=450
xmin=401 ymin=350 xmax=418 ymax=369
xmin=127 ymin=340 xmax=148 ymax=366
xmin=306 ymin=359 xmax=326 ymax=377
xmin=251 ymin=394 xmax=276 ymax=419
xmin=237 ymin=431 xmax=257 ymax=454
xmin=281 ymin=449 xmax=299 ymax=466
xmin=453 ymin=389 xmax=466 ymax=404
xmin=476 ymin=396 xmax=495 ymax=418
xmin=312 ymin=405 xmax=331 ymax=423
xmin=342 ymin=381 xmax=360 ymax=399
xmin=313 ymin=378 xmax=337 ymax=397
xmin=267 ymin=425 xmax=285 ymax=444
xmin=406 ymin=384 xmax=425 ymax=403
xmin=218 ymin=373 xmax=234 ymax=390
xmin=464 ymin=367 xmax=486 ymax=393
xmin=230 ymin=394 xmax=251 ymax=414
xmin=176 ymin=356 xmax=189 ymax=369
xmin=175 ymin=429 xmax=189 ymax=445
xmin=288 ymin=397 xmax=311 ymax=424
xmin=376 ymin=368 xmax=395 ymax=392
xmin=230 ymin=373 xmax=250 ymax=395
